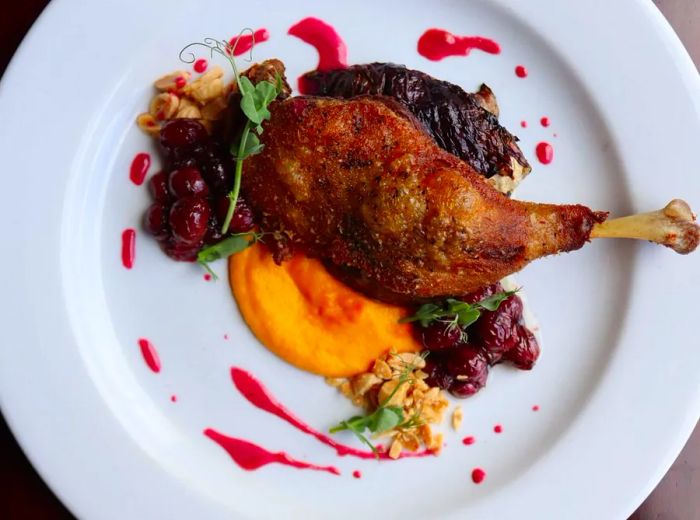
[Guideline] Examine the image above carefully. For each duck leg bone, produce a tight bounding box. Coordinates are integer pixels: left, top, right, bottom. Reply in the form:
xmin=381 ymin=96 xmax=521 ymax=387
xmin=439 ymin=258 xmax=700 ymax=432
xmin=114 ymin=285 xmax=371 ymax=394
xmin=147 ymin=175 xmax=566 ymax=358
xmin=590 ymin=199 xmax=699 ymax=254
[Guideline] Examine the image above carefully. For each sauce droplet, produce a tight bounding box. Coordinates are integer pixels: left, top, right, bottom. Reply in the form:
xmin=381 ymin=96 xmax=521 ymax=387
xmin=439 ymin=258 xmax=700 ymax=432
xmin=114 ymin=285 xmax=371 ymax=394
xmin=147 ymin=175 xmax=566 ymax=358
xmin=121 ymin=229 xmax=136 ymax=269
xmin=194 ymin=59 xmax=208 ymax=73
xmin=535 ymin=142 xmax=554 ymax=165
xmin=170 ymin=395 xmax=177 ymax=403
xmin=204 ymin=428 xmax=340 ymax=475
xmin=174 ymin=76 xmax=187 ymax=89
xmin=532 ymin=405 xmax=540 ymax=411
xmin=417 ymin=29 xmax=501 ymax=61
xmin=540 ymin=116 xmax=550 ymax=127
xmin=138 ymin=338 xmax=161 ymax=373
xmin=288 ymin=17 xmax=348 ymax=72
xmin=471 ymin=468 xmax=486 ymax=484
xmin=462 ymin=436 xmax=476 ymax=445
xmin=204 ymin=273 xmax=212 ymax=281
xmin=352 ymin=470 xmax=362 ymax=479
xmin=515 ymin=65 xmax=528 ymax=78
xmin=494 ymin=424 xmax=503 ymax=434
xmin=520 ymin=120 xmax=527 ymax=128
xmin=129 ymin=153 xmax=151 ymax=186
xmin=224 ymin=334 xmax=229 ymax=340
xmin=229 ymin=28 xmax=270 ymax=56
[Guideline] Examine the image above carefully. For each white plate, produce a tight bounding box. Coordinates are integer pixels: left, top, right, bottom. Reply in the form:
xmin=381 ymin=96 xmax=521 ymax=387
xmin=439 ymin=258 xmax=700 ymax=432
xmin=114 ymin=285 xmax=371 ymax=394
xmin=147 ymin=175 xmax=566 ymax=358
xmin=1 ymin=0 xmax=699 ymax=518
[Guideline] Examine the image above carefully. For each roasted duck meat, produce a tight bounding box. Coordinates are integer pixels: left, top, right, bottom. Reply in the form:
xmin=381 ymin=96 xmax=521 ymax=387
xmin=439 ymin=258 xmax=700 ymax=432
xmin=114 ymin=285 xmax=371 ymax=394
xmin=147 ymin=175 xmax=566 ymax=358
xmin=300 ymin=62 xmax=530 ymax=194
xmin=241 ymin=95 xmax=699 ymax=302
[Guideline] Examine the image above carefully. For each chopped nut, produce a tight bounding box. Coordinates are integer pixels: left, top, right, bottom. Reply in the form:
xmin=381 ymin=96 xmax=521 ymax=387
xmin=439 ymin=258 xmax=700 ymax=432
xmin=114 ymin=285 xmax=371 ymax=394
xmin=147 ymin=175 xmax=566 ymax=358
xmin=398 ymin=430 xmax=420 ymax=452
xmin=387 ymin=352 xmax=426 ymax=371
xmin=378 ymin=379 xmax=408 ymax=407
xmin=325 ymin=377 xmax=346 ymax=388
xmin=175 ymin=97 xmax=201 ymax=119
xmin=372 ymin=358 xmax=393 ymax=380
xmin=185 ymin=66 xmax=225 ymax=105
xmin=201 ymin=95 xmax=229 ymax=120
xmin=389 ymin=438 xmax=403 ymax=459
xmin=452 ymin=406 xmax=463 ymax=431
xmin=149 ymin=92 xmax=180 ymax=120
xmin=136 ymin=113 xmax=160 ymax=135
xmin=428 ymin=432 xmax=443 ymax=453
xmin=351 ymin=373 xmax=382 ymax=396
xmin=339 ymin=381 xmax=353 ymax=398
xmin=154 ymin=70 xmax=190 ymax=91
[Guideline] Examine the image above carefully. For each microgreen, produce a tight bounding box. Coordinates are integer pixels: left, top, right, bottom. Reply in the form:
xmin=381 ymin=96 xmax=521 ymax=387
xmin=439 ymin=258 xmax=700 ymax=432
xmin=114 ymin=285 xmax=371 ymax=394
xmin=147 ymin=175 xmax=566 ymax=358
xmin=196 ymin=231 xmax=263 ymax=279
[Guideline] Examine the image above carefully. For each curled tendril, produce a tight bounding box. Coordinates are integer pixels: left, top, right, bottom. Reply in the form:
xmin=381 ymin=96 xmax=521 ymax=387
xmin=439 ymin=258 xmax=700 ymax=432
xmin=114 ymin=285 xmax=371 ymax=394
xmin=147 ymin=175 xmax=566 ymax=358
xmin=178 ymin=28 xmax=257 ymax=82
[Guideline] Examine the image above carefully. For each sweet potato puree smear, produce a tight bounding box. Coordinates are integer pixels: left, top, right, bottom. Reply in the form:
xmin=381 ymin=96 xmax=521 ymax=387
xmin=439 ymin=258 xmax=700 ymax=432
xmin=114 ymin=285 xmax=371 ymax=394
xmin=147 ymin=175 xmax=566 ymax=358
xmin=229 ymin=244 xmax=419 ymax=377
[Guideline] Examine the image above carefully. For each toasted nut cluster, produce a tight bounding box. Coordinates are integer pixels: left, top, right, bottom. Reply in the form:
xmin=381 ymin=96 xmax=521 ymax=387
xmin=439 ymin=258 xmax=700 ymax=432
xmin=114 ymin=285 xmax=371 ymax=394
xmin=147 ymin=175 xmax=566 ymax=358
xmin=452 ymin=406 xmax=463 ymax=431
xmin=327 ymin=351 xmax=449 ymax=458
xmin=137 ymin=66 xmax=230 ymax=136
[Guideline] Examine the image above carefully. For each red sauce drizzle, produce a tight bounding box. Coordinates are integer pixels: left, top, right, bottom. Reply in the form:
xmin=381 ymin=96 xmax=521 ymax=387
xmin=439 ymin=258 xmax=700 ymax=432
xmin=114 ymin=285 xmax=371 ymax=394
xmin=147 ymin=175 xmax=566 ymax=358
xmin=288 ymin=17 xmax=347 ymax=71
xmin=174 ymin=76 xmax=187 ymax=89
xmin=129 ymin=152 xmax=150 ymax=186
xmin=194 ymin=59 xmax=208 ymax=73
xmin=532 ymin=405 xmax=540 ymax=411
xmin=494 ymin=424 xmax=503 ymax=434
xmin=515 ymin=65 xmax=528 ymax=78
xmin=121 ymin=229 xmax=136 ymax=269
xmin=138 ymin=338 xmax=161 ymax=373
xmin=536 ymin=142 xmax=554 ymax=165
xmin=540 ymin=116 xmax=550 ymax=127
xmin=229 ymin=28 xmax=270 ymax=56
xmin=353 ymin=470 xmax=362 ymax=479
xmin=520 ymin=120 xmax=527 ymax=128
xmin=204 ymin=428 xmax=340 ymax=475
xmin=471 ymin=468 xmax=486 ymax=484
xmin=171 ymin=395 xmax=177 ymax=403
xmin=231 ymin=367 xmax=435 ymax=460
xmin=462 ymin=436 xmax=475 ymax=445
xmin=417 ymin=29 xmax=500 ymax=61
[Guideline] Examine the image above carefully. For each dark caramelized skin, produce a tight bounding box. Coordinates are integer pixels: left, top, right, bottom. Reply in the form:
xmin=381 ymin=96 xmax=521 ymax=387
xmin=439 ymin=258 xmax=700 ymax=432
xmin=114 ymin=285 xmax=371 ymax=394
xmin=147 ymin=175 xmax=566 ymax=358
xmin=242 ymin=96 xmax=607 ymax=301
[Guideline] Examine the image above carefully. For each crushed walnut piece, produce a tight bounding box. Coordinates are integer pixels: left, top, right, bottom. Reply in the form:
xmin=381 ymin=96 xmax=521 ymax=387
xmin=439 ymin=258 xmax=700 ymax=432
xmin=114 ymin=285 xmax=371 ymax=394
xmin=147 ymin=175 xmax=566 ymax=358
xmin=326 ymin=350 xmax=449 ymax=458
xmin=452 ymin=406 xmax=463 ymax=431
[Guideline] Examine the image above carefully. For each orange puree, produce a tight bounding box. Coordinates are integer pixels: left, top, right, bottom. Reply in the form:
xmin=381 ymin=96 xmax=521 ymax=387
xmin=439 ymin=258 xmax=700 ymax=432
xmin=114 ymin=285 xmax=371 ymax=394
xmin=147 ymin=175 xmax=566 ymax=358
xmin=229 ymin=244 xmax=420 ymax=377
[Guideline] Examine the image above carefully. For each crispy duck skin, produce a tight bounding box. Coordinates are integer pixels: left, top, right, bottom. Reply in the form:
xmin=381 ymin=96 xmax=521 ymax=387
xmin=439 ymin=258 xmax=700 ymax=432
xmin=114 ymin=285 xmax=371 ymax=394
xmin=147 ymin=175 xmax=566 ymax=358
xmin=242 ymin=96 xmax=607 ymax=300
xmin=300 ymin=63 xmax=530 ymax=190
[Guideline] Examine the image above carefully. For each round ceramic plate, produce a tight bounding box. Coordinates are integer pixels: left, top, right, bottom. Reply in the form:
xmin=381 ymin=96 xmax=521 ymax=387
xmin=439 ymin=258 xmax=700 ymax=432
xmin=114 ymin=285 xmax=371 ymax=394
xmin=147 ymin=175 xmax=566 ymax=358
xmin=1 ymin=0 xmax=699 ymax=518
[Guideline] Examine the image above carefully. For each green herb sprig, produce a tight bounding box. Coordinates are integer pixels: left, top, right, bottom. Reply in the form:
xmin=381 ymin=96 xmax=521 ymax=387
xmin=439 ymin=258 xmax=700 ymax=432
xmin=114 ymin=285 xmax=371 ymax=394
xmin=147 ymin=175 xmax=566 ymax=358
xmin=196 ymin=231 xmax=263 ymax=279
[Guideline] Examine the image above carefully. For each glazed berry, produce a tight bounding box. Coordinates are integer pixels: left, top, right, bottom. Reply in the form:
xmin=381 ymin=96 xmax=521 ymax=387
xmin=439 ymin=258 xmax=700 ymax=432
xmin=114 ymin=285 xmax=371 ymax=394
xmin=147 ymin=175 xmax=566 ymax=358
xmin=144 ymin=202 xmax=169 ymax=241
xmin=204 ymin=214 xmax=223 ymax=245
xmin=198 ymin=146 xmax=231 ymax=195
xmin=423 ymin=356 xmax=454 ymax=390
xmin=168 ymin=166 xmax=209 ymax=198
xmin=444 ymin=345 xmax=489 ymax=398
xmin=461 ymin=282 xmax=504 ymax=305
xmin=168 ymin=197 xmax=211 ymax=245
xmin=505 ymin=325 xmax=540 ymax=370
xmin=472 ymin=295 xmax=523 ymax=355
xmin=148 ymin=171 xmax=170 ymax=203
xmin=216 ymin=197 xmax=255 ymax=233
xmin=164 ymin=238 xmax=202 ymax=262
xmin=421 ymin=321 xmax=463 ymax=351
xmin=159 ymin=119 xmax=208 ymax=151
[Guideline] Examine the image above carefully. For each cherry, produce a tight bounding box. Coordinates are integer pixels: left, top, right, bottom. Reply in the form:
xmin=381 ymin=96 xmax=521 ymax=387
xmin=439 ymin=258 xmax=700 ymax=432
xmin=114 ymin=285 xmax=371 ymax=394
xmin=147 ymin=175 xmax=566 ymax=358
xmin=204 ymin=213 xmax=223 ymax=245
xmin=199 ymin=146 xmax=231 ymax=195
xmin=423 ymin=356 xmax=454 ymax=390
xmin=421 ymin=321 xmax=463 ymax=351
xmin=444 ymin=345 xmax=489 ymax=398
xmin=472 ymin=295 xmax=523 ymax=356
xmin=144 ymin=203 xmax=169 ymax=241
xmin=216 ymin=196 xmax=255 ymax=233
xmin=159 ymin=119 xmax=208 ymax=152
xmin=168 ymin=197 xmax=210 ymax=245
xmin=168 ymin=166 xmax=209 ymax=198
xmin=164 ymin=238 xmax=202 ymax=262
xmin=461 ymin=282 xmax=504 ymax=304
xmin=505 ymin=325 xmax=540 ymax=370
xmin=148 ymin=171 xmax=170 ymax=203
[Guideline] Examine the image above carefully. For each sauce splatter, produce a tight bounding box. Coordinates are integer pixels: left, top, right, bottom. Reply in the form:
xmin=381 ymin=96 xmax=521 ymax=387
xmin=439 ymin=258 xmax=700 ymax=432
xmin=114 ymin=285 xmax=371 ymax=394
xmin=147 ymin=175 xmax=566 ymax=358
xmin=471 ymin=468 xmax=486 ymax=484
xmin=121 ymin=229 xmax=136 ymax=269
xmin=352 ymin=470 xmax=362 ymax=479
xmin=540 ymin=116 xmax=550 ymax=127
xmin=174 ymin=76 xmax=187 ymax=89
xmin=205 ymin=429 xmax=340 ymax=475
xmin=520 ymin=120 xmax=527 ymax=128
xmin=170 ymin=395 xmax=177 ymax=403
xmin=204 ymin=273 xmax=212 ymax=281
xmin=494 ymin=424 xmax=503 ymax=434
xmin=229 ymin=28 xmax=270 ymax=56
xmin=138 ymin=338 xmax=161 ymax=373
xmin=194 ymin=59 xmax=208 ymax=73
xmin=224 ymin=334 xmax=229 ymax=340
xmin=532 ymin=405 xmax=540 ymax=412
xmin=535 ymin=142 xmax=554 ymax=165
xmin=231 ymin=367 xmax=434 ymax=460
xmin=129 ymin=153 xmax=151 ymax=186
xmin=417 ymin=28 xmax=501 ymax=61
xmin=462 ymin=436 xmax=476 ymax=445
xmin=515 ymin=65 xmax=528 ymax=78
xmin=289 ymin=17 xmax=348 ymax=72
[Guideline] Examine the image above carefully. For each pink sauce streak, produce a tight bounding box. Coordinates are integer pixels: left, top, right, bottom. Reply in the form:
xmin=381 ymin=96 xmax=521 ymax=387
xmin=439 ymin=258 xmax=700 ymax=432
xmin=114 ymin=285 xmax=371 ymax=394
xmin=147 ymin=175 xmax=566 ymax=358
xmin=138 ymin=338 xmax=161 ymax=373
xmin=471 ymin=468 xmax=486 ymax=484
xmin=204 ymin=428 xmax=340 ymax=475
xmin=540 ymin=116 xmax=550 ymax=127
xmin=129 ymin=153 xmax=150 ymax=186
xmin=231 ymin=367 xmax=435 ymax=460
xmin=229 ymin=28 xmax=270 ymax=56
xmin=121 ymin=229 xmax=136 ymax=269
xmin=520 ymin=120 xmax=527 ymax=128
xmin=494 ymin=424 xmax=503 ymax=434
xmin=288 ymin=17 xmax=348 ymax=71
xmin=536 ymin=142 xmax=554 ymax=165
xmin=194 ymin=59 xmax=208 ymax=73
xmin=171 ymin=395 xmax=178 ymax=403
xmin=532 ymin=405 xmax=540 ymax=412
xmin=462 ymin=436 xmax=475 ymax=446
xmin=417 ymin=29 xmax=500 ymax=61
xmin=353 ymin=470 xmax=362 ymax=479
xmin=515 ymin=65 xmax=528 ymax=78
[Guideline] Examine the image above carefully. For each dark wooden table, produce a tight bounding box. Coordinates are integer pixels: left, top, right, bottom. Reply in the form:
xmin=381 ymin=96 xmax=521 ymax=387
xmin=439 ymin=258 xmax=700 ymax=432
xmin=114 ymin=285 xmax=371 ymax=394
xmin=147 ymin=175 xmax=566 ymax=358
xmin=1 ymin=1 xmax=698 ymax=518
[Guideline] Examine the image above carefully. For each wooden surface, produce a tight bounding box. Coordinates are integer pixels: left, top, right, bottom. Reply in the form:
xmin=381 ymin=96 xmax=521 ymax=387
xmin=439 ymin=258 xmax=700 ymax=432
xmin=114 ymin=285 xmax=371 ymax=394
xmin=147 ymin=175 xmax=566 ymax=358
xmin=0 ymin=1 xmax=698 ymax=518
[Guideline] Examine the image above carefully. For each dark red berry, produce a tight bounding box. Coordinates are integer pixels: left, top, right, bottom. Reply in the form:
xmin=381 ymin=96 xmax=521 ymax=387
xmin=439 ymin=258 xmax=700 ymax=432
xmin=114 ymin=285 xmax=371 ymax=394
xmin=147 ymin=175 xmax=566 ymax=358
xmin=444 ymin=345 xmax=489 ymax=398
xmin=148 ymin=171 xmax=170 ymax=203
xmin=216 ymin=197 xmax=255 ymax=233
xmin=472 ymin=295 xmax=524 ymax=356
xmin=168 ymin=197 xmax=210 ymax=245
xmin=163 ymin=238 xmax=202 ymax=262
xmin=423 ymin=356 xmax=454 ymax=390
xmin=144 ymin=202 xmax=169 ymax=240
xmin=168 ymin=166 xmax=209 ymax=198
xmin=204 ymin=213 xmax=223 ymax=245
xmin=199 ymin=147 xmax=231 ymax=195
xmin=504 ymin=325 xmax=540 ymax=370
xmin=159 ymin=119 xmax=208 ymax=151
xmin=421 ymin=321 xmax=463 ymax=351
xmin=461 ymin=282 xmax=504 ymax=305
